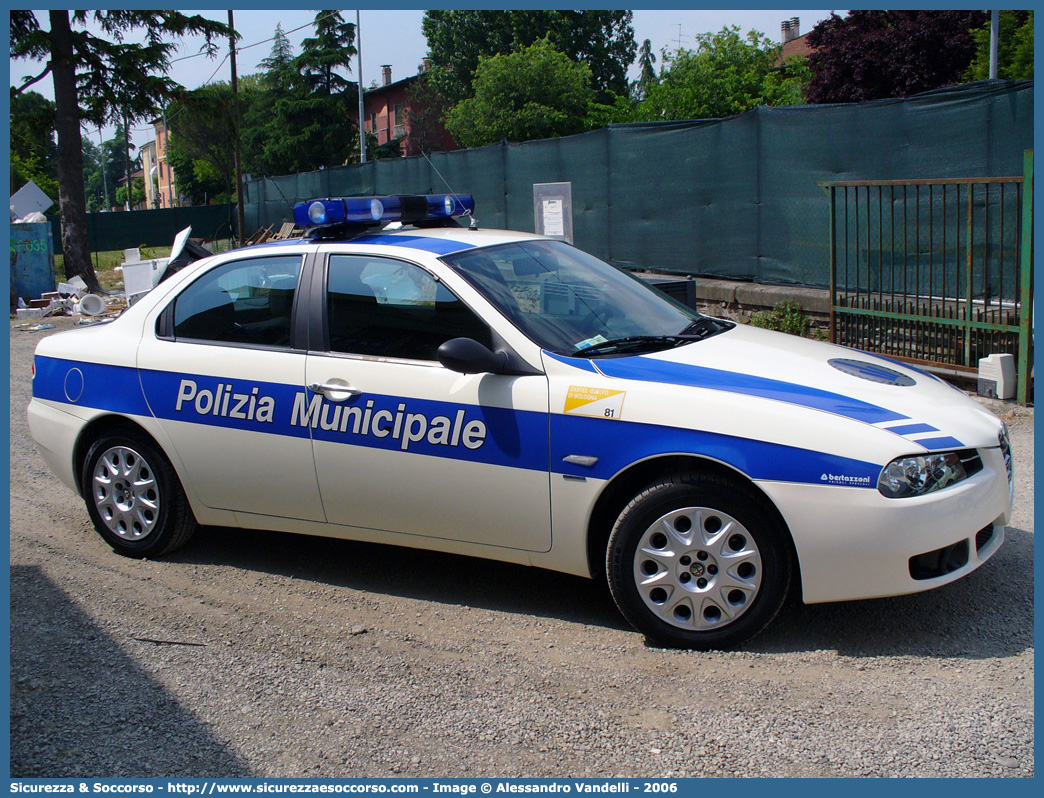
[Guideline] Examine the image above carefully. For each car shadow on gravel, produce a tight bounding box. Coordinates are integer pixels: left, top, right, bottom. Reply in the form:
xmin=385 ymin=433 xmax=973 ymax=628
xmin=10 ymin=565 xmax=253 ymax=778
xmin=168 ymin=522 xmax=1032 ymax=658
xmin=750 ymin=525 xmax=1034 ymax=659
xmin=169 ymin=525 xmax=630 ymax=632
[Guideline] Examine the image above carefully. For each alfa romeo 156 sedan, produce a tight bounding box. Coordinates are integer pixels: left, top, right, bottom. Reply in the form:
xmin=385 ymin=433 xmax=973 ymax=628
xmin=28 ymin=194 xmax=1013 ymax=649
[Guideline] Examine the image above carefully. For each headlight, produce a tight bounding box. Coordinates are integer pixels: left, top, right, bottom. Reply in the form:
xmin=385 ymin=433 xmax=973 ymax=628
xmin=999 ymin=422 xmax=1014 ymax=501
xmin=878 ymin=452 xmax=968 ymax=499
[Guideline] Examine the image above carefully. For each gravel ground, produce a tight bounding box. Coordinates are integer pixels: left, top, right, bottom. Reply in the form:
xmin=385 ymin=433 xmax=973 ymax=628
xmin=9 ymin=317 xmax=1034 ymax=778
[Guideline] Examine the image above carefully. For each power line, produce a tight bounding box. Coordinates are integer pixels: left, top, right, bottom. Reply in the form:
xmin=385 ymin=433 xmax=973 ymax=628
xmin=107 ymin=12 xmax=344 ymax=136
xmin=167 ymin=11 xmax=338 ymax=65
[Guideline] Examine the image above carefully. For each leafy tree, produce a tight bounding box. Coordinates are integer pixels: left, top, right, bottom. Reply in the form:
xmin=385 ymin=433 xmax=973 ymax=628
xmin=168 ymin=83 xmax=251 ymax=205
xmin=102 ymin=127 xmax=138 ymax=208
xmin=634 ymin=27 xmax=808 ymax=121
xmin=10 ymin=11 xmax=230 ymax=291
xmin=805 ymin=10 xmax=987 ymax=104
xmin=80 ymin=138 xmax=108 ymax=212
xmin=586 ymin=91 xmax=637 ymax=128
xmin=10 ymin=89 xmax=59 ymax=200
xmin=115 ymin=177 xmax=146 ymax=209
xmin=444 ymin=39 xmax=594 ymax=148
xmin=422 ymin=10 xmax=636 ymax=104
xmin=966 ymin=11 xmax=1034 ymax=81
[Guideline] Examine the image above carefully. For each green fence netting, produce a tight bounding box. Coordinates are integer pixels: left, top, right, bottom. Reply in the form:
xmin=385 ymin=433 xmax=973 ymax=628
xmin=50 ymin=203 xmax=236 ymax=256
xmin=241 ymin=80 xmax=1032 ymax=288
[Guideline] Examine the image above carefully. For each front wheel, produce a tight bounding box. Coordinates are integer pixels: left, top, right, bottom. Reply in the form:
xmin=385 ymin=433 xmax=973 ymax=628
xmin=607 ymin=472 xmax=792 ymax=650
xmin=81 ymin=429 xmax=197 ymax=558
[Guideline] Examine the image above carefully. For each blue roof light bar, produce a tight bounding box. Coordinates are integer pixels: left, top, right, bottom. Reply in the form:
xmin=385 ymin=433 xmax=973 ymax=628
xmin=293 ymin=194 xmax=475 ymax=229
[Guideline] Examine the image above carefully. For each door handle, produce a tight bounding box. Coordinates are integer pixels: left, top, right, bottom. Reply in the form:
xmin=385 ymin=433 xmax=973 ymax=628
xmin=308 ymin=381 xmax=362 ymax=400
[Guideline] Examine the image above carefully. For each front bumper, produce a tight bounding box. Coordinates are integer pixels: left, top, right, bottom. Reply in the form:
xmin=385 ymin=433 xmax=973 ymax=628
xmin=759 ymin=446 xmax=1012 ymax=604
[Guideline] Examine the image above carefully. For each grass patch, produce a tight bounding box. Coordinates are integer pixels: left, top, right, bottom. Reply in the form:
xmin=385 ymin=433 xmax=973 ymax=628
xmin=749 ymin=301 xmax=812 ymax=337
xmin=55 ymin=240 xmax=233 ymax=293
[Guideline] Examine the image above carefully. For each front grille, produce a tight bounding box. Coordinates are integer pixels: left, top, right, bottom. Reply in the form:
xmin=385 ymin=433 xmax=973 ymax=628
xmin=975 ymin=524 xmax=995 ymax=552
xmin=909 ymin=539 xmax=970 ymax=580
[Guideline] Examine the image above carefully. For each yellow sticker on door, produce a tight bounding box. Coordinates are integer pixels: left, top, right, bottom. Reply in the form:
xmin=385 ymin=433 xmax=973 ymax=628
xmin=564 ymin=385 xmax=626 ymax=419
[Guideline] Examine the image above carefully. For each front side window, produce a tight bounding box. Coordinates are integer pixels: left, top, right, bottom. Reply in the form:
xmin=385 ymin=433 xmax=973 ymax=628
xmin=326 ymin=255 xmax=492 ymax=361
xmin=173 ymin=255 xmax=302 ymax=347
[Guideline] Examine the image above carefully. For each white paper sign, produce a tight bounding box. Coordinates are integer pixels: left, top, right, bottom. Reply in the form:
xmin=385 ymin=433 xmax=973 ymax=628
xmin=542 ymin=199 xmax=565 ymax=237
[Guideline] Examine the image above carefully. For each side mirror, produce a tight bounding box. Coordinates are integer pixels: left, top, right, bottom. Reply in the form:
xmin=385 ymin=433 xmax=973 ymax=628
xmin=437 ymin=337 xmax=508 ymax=374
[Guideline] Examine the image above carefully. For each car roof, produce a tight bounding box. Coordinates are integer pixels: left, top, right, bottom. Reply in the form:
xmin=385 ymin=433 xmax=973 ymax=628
xmin=237 ymin=225 xmax=544 ymax=259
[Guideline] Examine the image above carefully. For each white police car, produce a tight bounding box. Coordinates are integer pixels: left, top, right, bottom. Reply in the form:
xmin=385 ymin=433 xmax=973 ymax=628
xmin=28 ymin=194 xmax=1013 ymax=649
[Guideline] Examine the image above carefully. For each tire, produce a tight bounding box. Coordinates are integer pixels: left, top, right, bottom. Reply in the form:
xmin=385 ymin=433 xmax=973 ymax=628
xmin=606 ymin=471 xmax=792 ymax=650
xmin=81 ymin=428 xmax=197 ymax=558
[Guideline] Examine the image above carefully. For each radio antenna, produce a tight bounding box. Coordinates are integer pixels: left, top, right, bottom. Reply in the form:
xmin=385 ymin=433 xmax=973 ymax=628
xmin=423 ymin=151 xmax=477 ymax=229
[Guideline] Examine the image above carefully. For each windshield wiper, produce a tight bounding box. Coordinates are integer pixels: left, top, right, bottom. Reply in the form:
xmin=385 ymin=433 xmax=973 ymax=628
xmin=572 ymin=318 xmax=733 ymax=357
xmin=572 ymin=334 xmax=705 ymax=357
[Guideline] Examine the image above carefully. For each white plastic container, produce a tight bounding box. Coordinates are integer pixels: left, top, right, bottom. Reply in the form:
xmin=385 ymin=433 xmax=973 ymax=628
xmin=123 ymin=258 xmax=169 ymax=302
xmin=977 ymin=353 xmax=1016 ymax=400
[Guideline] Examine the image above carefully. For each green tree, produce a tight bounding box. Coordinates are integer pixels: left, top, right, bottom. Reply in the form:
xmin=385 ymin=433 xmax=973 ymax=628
xmin=445 ymin=39 xmax=595 ymax=148
xmin=296 ymin=11 xmax=357 ymax=95
xmin=258 ymin=23 xmax=296 ymax=91
xmin=115 ymin=177 xmax=146 ymax=209
xmin=966 ymin=11 xmax=1034 ymax=81
xmin=10 ymin=11 xmax=230 ymax=291
xmin=168 ymin=83 xmax=252 ymax=205
xmin=243 ymin=14 xmax=359 ymax=175
xmin=422 ymin=10 xmax=636 ymax=104
xmin=10 ymin=89 xmax=59 ymax=200
xmin=633 ymin=38 xmax=658 ymax=100
xmin=80 ymin=138 xmax=108 ymax=212
xmin=635 ymin=27 xmax=808 ymax=121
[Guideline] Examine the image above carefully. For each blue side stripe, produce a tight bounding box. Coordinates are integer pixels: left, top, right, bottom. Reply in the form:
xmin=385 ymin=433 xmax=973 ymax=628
xmin=351 ymin=233 xmax=476 ymax=255
xmin=885 ymin=422 xmax=939 ymax=435
xmin=551 ymin=414 xmax=881 ymax=487
xmin=573 ymin=355 xmax=909 ymax=424
xmin=34 ymin=356 xmax=151 ymax=416
xmin=34 ymin=356 xmax=883 ymax=489
xmin=544 ymin=352 xmax=599 ymax=373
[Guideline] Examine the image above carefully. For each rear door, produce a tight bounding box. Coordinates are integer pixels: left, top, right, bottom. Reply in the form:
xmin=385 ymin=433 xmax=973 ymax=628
xmin=138 ymin=250 xmax=326 ymax=522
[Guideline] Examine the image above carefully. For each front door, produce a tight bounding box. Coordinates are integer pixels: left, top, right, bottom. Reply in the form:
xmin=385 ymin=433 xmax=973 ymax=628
xmin=303 ymin=253 xmax=552 ymax=551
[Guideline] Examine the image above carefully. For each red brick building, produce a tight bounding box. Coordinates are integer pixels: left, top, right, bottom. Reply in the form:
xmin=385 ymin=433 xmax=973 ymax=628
xmin=363 ymin=65 xmax=457 ymax=157
xmin=780 ymin=17 xmax=813 ymax=61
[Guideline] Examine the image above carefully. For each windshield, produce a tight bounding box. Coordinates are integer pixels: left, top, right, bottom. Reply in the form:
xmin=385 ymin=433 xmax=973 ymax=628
xmin=442 ymin=240 xmax=722 ymax=356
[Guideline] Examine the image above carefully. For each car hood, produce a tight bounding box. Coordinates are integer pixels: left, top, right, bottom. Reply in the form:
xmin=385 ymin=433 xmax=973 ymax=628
xmin=550 ymin=323 xmax=1003 ymax=451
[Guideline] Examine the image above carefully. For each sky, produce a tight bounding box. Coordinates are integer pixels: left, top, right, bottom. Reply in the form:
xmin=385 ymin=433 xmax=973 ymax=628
xmin=9 ymin=9 xmax=844 ymax=151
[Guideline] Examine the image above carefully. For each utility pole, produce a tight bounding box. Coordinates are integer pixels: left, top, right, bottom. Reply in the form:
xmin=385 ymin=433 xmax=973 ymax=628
xmin=989 ymin=10 xmax=999 ymax=80
xmin=229 ymin=10 xmax=246 ymax=247
xmin=123 ymin=115 xmax=132 ymax=210
xmin=162 ymin=106 xmax=173 ymax=209
xmin=357 ymin=9 xmax=366 ymax=164
xmin=97 ymin=127 xmax=110 ymax=210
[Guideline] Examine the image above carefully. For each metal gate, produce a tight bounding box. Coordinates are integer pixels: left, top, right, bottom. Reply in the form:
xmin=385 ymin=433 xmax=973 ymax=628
xmin=823 ymin=150 xmax=1033 ymax=405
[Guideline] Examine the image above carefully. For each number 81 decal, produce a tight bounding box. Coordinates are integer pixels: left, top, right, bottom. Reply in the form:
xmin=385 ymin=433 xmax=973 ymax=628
xmin=564 ymin=385 xmax=626 ymax=420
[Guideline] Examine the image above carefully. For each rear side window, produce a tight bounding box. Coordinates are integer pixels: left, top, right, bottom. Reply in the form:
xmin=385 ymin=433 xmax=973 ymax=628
xmin=173 ymin=255 xmax=302 ymax=347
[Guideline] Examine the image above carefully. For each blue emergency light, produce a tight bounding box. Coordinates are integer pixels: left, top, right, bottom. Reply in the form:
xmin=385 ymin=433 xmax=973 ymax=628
xmin=293 ymin=193 xmax=475 ymax=229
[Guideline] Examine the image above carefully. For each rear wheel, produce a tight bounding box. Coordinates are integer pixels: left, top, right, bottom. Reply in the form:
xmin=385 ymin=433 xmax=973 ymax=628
xmin=607 ymin=471 xmax=792 ymax=650
xmin=81 ymin=429 xmax=197 ymax=558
